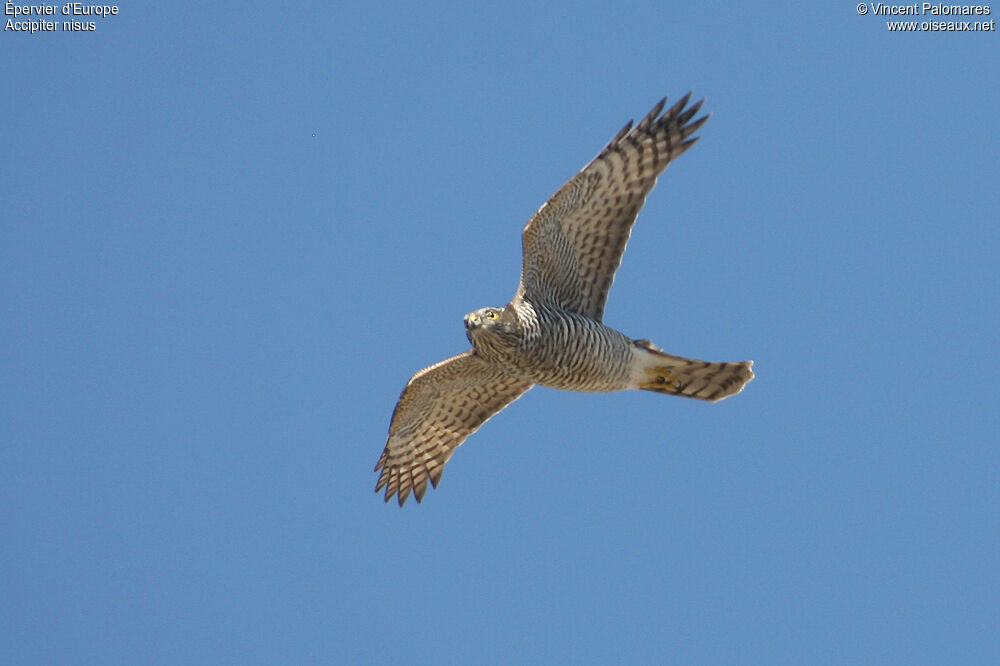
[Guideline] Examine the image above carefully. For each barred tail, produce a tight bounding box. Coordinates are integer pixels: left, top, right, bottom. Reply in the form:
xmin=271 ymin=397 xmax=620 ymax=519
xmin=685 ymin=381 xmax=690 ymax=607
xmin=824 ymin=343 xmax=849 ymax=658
xmin=633 ymin=339 xmax=754 ymax=402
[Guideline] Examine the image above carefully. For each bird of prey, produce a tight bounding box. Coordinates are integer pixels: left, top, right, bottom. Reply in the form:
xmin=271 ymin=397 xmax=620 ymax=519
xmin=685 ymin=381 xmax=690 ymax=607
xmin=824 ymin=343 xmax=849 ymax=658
xmin=375 ymin=93 xmax=754 ymax=506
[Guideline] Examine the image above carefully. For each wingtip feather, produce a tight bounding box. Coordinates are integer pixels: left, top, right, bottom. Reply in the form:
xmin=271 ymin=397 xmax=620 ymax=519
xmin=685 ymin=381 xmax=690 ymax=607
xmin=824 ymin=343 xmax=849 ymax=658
xmin=637 ymin=97 xmax=667 ymax=131
xmin=603 ymin=120 xmax=633 ymax=152
xmin=664 ymin=91 xmax=693 ymax=119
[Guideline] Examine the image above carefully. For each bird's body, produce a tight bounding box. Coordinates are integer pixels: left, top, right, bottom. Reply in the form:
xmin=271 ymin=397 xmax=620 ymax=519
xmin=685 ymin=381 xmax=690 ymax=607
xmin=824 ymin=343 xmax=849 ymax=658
xmin=467 ymin=302 xmax=634 ymax=392
xmin=375 ymin=93 xmax=754 ymax=505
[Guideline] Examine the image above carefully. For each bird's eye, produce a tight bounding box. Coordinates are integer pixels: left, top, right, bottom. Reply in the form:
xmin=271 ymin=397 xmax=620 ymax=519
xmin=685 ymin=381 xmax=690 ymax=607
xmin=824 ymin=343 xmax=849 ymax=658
xmin=486 ymin=311 xmax=498 ymax=319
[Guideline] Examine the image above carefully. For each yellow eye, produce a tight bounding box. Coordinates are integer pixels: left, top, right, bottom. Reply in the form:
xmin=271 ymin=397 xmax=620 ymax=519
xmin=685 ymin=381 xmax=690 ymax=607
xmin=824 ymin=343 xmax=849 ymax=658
xmin=486 ymin=311 xmax=498 ymax=319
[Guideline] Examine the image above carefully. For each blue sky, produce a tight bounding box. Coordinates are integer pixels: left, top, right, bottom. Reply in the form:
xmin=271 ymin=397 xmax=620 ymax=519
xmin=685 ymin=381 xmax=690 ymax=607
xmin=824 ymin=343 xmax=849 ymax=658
xmin=2 ymin=3 xmax=998 ymax=664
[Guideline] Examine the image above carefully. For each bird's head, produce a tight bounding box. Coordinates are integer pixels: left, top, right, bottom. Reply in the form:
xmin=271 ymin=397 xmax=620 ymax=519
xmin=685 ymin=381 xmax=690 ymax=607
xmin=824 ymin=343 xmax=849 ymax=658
xmin=464 ymin=306 xmax=516 ymax=347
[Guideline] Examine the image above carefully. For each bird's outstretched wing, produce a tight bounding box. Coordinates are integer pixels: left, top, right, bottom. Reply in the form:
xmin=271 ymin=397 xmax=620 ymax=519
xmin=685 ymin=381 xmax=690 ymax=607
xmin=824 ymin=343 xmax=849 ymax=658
xmin=375 ymin=351 xmax=533 ymax=506
xmin=516 ymin=93 xmax=708 ymax=321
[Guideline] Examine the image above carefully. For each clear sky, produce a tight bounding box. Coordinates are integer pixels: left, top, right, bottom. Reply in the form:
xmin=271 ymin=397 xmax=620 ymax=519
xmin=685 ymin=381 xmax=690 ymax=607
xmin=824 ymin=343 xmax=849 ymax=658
xmin=2 ymin=3 xmax=998 ymax=664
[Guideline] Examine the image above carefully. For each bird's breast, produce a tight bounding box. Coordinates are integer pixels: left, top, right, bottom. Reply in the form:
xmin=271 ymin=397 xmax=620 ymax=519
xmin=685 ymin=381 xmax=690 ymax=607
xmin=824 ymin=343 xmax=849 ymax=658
xmin=506 ymin=308 xmax=634 ymax=392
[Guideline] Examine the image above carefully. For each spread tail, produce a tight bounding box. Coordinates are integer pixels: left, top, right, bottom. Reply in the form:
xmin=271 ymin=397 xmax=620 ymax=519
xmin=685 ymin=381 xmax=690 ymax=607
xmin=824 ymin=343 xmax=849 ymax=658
xmin=633 ymin=339 xmax=754 ymax=402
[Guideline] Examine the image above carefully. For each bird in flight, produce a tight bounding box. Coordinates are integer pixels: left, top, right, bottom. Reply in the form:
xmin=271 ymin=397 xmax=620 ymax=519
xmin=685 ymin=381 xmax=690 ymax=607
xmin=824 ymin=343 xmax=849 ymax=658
xmin=375 ymin=93 xmax=754 ymax=505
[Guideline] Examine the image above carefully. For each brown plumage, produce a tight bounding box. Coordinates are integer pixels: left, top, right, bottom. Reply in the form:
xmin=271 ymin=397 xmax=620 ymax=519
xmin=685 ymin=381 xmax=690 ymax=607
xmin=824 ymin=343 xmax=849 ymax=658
xmin=375 ymin=94 xmax=753 ymax=506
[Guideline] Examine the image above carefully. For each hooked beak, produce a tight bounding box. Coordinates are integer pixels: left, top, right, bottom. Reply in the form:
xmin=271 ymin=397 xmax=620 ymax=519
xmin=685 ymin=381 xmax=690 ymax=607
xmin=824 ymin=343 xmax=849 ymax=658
xmin=464 ymin=313 xmax=480 ymax=345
